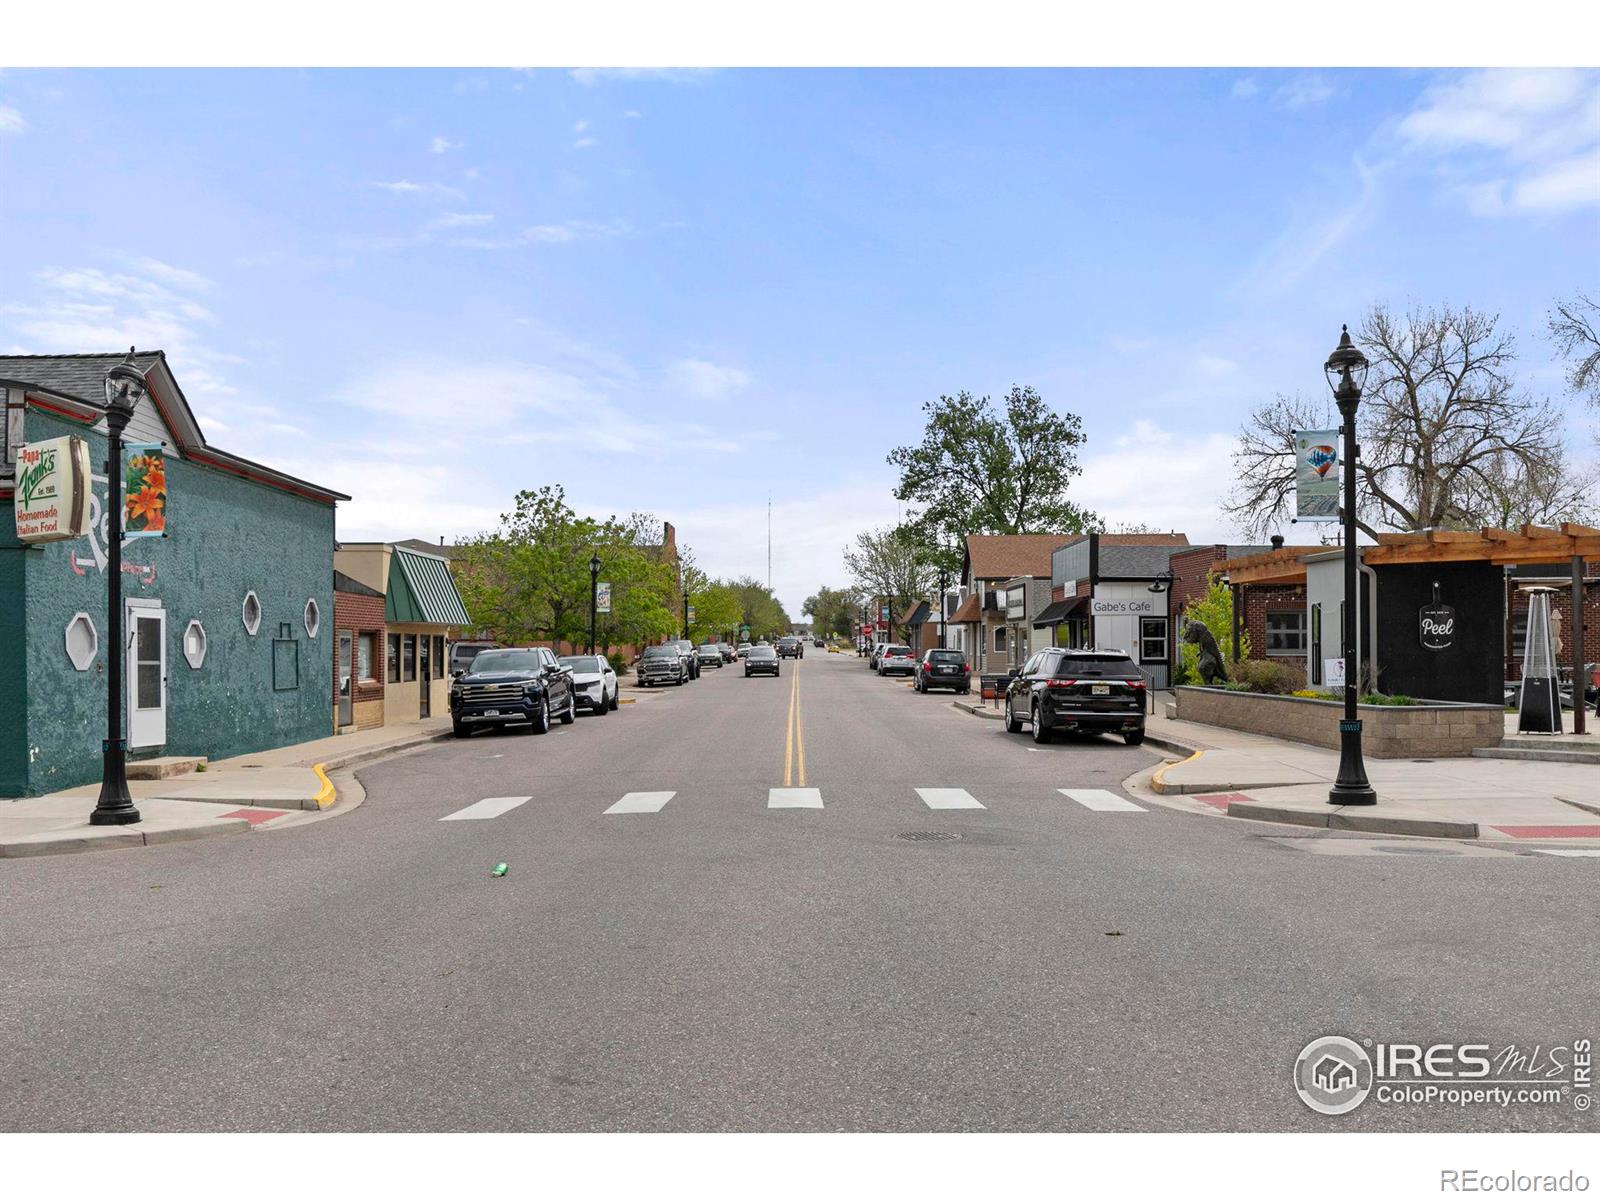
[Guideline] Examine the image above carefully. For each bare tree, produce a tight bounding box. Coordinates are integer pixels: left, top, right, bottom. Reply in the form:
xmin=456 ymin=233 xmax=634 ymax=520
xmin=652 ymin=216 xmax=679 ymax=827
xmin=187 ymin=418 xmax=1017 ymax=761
xmin=843 ymin=525 xmax=937 ymax=643
xmin=1222 ymin=304 xmax=1593 ymax=538
xmin=1548 ymin=291 xmax=1600 ymax=404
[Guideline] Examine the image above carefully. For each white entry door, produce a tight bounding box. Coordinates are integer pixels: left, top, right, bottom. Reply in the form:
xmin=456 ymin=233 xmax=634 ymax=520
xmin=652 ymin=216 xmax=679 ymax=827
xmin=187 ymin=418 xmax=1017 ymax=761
xmin=127 ymin=602 xmax=167 ymax=748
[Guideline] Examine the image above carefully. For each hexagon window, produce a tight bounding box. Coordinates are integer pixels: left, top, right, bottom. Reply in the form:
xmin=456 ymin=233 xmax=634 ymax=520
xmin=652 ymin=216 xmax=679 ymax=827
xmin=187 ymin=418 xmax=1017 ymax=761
xmin=304 ymin=597 xmax=321 ymax=639
xmin=65 ymin=613 xmax=98 ymax=671
xmin=183 ymin=620 xmax=208 ymax=669
xmin=242 ymin=591 xmax=262 ymax=636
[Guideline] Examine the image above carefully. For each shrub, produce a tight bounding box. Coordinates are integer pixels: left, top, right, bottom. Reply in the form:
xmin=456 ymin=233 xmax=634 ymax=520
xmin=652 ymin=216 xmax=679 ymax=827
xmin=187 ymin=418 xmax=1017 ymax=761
xmin=1360 ymin=692 xmax=1416 ymax=706
xmin=606 ymin=650 xmax=629 ymax=674
xmin=1178 ymin=573 xmax=1249 ymax=683
xmin=1227 ymin=657 xmax=1306 ymax=695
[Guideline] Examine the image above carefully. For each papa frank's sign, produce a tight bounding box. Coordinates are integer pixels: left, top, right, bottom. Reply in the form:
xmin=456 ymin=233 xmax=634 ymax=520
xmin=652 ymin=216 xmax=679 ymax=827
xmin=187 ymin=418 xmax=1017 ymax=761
xmin=13 ymin=435 xmax=92 ymax=544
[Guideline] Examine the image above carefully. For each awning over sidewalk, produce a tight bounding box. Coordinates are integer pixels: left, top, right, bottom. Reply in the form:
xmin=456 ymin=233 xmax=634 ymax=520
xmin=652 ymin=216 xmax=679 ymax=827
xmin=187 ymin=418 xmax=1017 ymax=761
xmin=949 ymin=595 xmax=982 ymax=624
xmin=1032 ymin=596 xmax=1088 ymax=628
xmin=389 ymin=546 xmax=471 ymax=626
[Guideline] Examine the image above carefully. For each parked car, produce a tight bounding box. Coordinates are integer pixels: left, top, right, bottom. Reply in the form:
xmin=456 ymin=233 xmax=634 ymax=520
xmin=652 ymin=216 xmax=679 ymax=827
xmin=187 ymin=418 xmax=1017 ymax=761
xmin=558 ymin=654 xmax=619 ymax=715
xmin=669 ymin=639 xmax=701 ymax=679
xmin=735 ymin=642 xmax=753 ymax=658
xmin=637 ymin=644 xmax=688 ymax=687
xmin=1003 ymin=648 xmax=1147 ymax=745
xmin=868 ymin=642 xmax=890 ymax=670
xmin=448 ymin=639 xmax=500 ymax=677
xmin=744 ymin=645 xmax=781 ymax=677
xmin=915 ymin=648 xmax=971 ymax=693
xmin=449 ymin=647 xmax=576 ymax=736
xmin=813 ymin=637 xmax=825 ymax=648
xmin=877 ymin=645 xmax=916 ymax=676
xmin=719 ymin=643 xmax=737 ymax=663
xmin=776 ymin=636 xmax=804 ymax=659
xmin=696 ymin=644 xmax=725 ymax=669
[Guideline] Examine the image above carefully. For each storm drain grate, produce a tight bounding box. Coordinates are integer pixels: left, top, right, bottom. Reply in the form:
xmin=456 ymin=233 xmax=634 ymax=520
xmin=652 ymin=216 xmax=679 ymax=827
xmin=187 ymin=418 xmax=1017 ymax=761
xmin=897 ymin=831 xmax=962 ymax=842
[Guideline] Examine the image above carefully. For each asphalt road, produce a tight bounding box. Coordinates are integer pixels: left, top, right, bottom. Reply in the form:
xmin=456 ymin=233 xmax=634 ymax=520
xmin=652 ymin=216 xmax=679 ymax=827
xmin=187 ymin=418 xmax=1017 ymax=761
xmin=2 ymin=651 xmax=1594 ymax=1132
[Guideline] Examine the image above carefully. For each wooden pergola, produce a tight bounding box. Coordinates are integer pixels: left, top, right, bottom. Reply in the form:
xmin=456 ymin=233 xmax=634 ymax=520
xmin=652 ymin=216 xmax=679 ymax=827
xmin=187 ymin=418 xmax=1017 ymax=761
xmin=1216 ymin=524 xmax=1599 ymax=732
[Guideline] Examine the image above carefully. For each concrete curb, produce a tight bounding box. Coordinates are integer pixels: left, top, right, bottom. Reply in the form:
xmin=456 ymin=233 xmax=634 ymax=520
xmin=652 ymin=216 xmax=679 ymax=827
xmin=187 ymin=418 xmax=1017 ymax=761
xmin=0 ymin=817 xmax=251 ymax=859
xmin=952 ymin=700 xmax=1003 ymax=721
xmin=314 ymin=729 xmax=456 ymax=774
xmin=309 ymin=764 xmax=336 ymax=810
xmin=1225 ymin=801 xmax=1480 ymax=840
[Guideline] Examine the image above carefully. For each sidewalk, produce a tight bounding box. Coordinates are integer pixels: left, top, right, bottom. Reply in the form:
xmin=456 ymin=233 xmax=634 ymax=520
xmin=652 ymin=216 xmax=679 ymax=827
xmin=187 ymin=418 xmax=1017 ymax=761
xmin=1133 ymin=706 xmax=1600 ymax=843
xmin=0 ymin=717 xmax=454 ymax=859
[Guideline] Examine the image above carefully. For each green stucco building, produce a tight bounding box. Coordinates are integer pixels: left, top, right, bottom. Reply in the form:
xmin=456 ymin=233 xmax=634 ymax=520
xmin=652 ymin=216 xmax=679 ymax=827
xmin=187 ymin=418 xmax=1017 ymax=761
xmin=1 ymin=352 xmax=348 ymax=797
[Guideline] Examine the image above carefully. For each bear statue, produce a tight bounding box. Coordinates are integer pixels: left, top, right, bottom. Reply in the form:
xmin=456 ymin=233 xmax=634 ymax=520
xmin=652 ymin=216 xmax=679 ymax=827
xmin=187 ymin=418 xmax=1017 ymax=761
xmin=1183 ymin=620 xmax=1228 ymax=686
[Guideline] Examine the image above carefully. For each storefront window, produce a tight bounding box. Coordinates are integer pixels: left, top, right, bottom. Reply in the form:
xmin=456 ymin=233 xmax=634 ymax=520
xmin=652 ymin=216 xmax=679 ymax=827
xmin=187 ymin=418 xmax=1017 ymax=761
xmin=1266 ymin=611 xmax=1307 ymax=655
xmin=432 ymin=635 xmax=445 ymax=678
xmin=387 ymin=634 xmax=400 ymax=683
xmin=1139 ymin=617 xmax=1168 ymax=663
xmin=358 ymin=633 xmax=375 ymax=682
xmin=403 ymin=634 xmax=417 ymax=682
xmin=993 ymin=626 xmax=1007 ymax=654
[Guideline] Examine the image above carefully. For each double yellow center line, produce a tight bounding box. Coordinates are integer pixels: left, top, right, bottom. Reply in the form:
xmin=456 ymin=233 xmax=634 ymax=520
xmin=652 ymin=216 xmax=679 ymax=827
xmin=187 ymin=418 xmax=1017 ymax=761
xmin=783 ymin=658 xmax=806 ymax=787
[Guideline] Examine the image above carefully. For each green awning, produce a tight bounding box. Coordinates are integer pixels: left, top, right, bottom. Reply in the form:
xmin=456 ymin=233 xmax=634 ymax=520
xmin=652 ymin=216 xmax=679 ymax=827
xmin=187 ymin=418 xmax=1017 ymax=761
xmin=388 ymin=546 xmax=470 ymax=626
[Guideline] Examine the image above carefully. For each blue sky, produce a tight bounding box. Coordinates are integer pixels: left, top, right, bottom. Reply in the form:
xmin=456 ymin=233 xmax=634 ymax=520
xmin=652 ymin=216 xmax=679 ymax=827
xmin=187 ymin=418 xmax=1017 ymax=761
xmin=1 ymin=67 xmax=1596 ymax=610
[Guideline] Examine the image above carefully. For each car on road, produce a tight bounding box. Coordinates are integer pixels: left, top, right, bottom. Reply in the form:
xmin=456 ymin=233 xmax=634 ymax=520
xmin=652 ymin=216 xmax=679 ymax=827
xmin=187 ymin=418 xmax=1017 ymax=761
xmin=669 ymin=639 xmax=701 ymax=679
xmin=1003 ymin=648 xmax=1148 ymax=745
xmin=718 ymin=643 xmax=737 ymax=663
xmin=449 ymin=647 xmax=576 ymax=736
xmin=735 ymin=642 xmax=753 ymax=659
xmin=637 ymin=644 xmax=688 ymax=687
xmin=744 ymin=645 xmax=781 ymax=677
xmin=696 ymin=644 xmax=725 ymax=669
xmin=776 ymin=636 xmax=804 ymax=659
xmin=877 ymin=645 xmax=916 ymax=676
xmin=447 ymin=639 xmax=500 ymax=678
xmin=914 ymin=648 xmax=971 ymax=693
xmin=558 ymin=654 xmax=619 ymax=715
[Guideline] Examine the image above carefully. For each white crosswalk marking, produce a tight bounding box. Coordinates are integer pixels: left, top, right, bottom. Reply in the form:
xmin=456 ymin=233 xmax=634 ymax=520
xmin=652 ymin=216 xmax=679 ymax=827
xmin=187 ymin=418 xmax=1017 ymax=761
xmin=604 ymin=791 xmax=675 ymax=814
xmin=769 ymin=788 xmax=823 ymax=808
xmin=1530 ymin=848 xmax=1600 ymax=857
xmin=916 ymin=787 xmax=985 ymax=810
xmin=439 ymin=795 xmax=531 ymax=821
xmin=1059 ymin=788 xmax=1146 ymax=812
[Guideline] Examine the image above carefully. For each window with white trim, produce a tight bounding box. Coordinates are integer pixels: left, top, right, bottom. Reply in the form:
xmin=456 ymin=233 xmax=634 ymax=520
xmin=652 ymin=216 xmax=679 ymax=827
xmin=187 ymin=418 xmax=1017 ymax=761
xmin=304 ymin=598 xmax=321 ymax=639
xmin=65 ymin=613 xmax=98 ymax=671
xmin=183 ymin=619 xmax=208 ymax=669
xmin=242 ymin=591 xmax=262 ymax=636
xmin=1139 ymin=616 xmax=1168 ymax=664
xmin=1265 ymin=610 xmax=1307 ymax=656
xmin=993 ymin=625 xmax=1007 ymax=654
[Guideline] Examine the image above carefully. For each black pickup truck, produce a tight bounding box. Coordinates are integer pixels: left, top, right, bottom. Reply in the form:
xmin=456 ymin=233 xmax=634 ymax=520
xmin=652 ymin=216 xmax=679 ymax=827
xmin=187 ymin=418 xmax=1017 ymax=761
xmin=449 ymin=646 xmax=577 ymax=736
xmin=776 ymin=636 xmax=805 ymax=659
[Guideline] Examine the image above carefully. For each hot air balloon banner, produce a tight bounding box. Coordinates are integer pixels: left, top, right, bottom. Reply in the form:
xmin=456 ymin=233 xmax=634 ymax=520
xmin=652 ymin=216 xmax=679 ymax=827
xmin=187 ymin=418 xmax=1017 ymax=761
xmin=1293 ymin=430 xmax=1340 ymax=522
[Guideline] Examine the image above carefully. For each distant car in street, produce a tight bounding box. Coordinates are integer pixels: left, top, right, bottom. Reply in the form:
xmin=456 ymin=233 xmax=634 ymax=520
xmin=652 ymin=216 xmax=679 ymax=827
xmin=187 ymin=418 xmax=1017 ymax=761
xmin=776 ymin=636 xmax=804 ymax=659
xmin=696 ymin=644 xmax=725 ymax=669
xmin=744 ymin=645 xmax=781 ymax=677
xmin=637 ymin=644 xmax=688 ymax=687
xmin=449 ymin=647 xmax=576 ymax=736
xmin=868 ymin=642 xmax=889 ymax=670
xmin=558 ymin=654 xmax=619 ymax=715
xmin=876 ymin=645 xmax=916 ymax=676
xmin=669 ymin=639 xmax=701 ymax=679
xmin=448 ymin=639 xmax=500 ymax=677
xmin=735 ymin=642 xmax=753 ymax=658
xmin=718 ymin=643 xmax=737 ymax=663
xmin=914 ymin=648 xmax=970 ymax=693
xmin=1004 ymin=648 xmax=1147 ymax=745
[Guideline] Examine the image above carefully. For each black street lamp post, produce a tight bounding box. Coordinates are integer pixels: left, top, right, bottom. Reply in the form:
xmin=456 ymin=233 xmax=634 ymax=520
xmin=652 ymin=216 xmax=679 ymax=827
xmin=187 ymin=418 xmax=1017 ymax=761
xmin=1325 ymin=325 xmax=1377 ymax=807
xmin=90 ymin=349 xmax=146 ymax=827
xmin=588 ymin=553 xmax=601 ymax=655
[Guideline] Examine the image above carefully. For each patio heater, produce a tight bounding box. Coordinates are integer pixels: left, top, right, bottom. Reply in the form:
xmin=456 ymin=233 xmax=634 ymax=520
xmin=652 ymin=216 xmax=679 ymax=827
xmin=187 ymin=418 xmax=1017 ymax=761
xmin=1517 ymin=587 xmax=1563 ymax=734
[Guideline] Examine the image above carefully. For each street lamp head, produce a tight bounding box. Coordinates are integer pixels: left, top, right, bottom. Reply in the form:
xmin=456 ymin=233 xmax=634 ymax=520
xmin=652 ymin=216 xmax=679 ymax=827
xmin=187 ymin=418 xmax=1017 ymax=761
xmin=1323 ymin=324 xmax=1369 ymax=404
xmin=103 ymin=347 xmax=146 ymax=415
xmin=590 ymin=554 xmax=601 ymax=574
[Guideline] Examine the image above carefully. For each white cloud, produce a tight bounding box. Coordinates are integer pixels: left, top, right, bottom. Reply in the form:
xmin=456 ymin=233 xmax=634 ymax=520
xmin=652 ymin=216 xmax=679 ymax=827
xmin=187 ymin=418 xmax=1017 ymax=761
xmin=1234 ymin=155 xmax=1379 ymax=297
xmin=0 ymin=104 xmax=25 ymax=134
xmin=451 ymin=219 xmax=627 ymax=249
xmin=568 ymin=68 xmax=714 ymax=86
xmin=573 ymin=137 xmax=597 ymax=149
xmin=624 ymin=110 xmax=642 ymax=119
xmin=1398 ymin=69 xmax=1600 ymax=216
xmin=372 ymin=179 xmax=467 ymax=201
xmin=668 ymin=358 xmax=753 ymax=400
xmin=428 ymin=136 xmax=461 ymax=154
xmin=574 ymin=119 xmax=590 ymax=133
xmin=424 ymin=212 xmax=495 ymax=232
xmin=1230 ymin=78 xmax=1259 ymax=100
xmin=1274 ymin=74 xmax=1337 ymax=110
xmin=1193 ymin=354 xmax=1239 ymax=380
xmin=1078 ymin=422 xmax=1237 ymax=543
xmin=126 ymin=257 xmax=214 ymax=293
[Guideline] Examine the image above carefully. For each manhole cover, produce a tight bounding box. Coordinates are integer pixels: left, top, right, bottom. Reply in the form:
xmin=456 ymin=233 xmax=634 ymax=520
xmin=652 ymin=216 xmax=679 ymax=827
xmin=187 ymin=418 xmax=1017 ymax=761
xmin=897 ymin=831 xmax=962 ymax=842
xmin=1373 ymin=845 xmax=1455 ymax=855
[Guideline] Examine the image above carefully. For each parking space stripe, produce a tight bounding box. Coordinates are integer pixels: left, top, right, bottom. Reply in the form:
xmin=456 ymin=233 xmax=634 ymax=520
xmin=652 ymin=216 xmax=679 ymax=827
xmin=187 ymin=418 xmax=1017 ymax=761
xmin=604 ymin=791 xmax=675 ymax=814
xmin=1529 ymin=848 xmax=1600 ymax=857
xmin=439 ymin=795 xmax=532 ymax=821
xmin=769 ymin=788 xmax=823 ymax=808
xmin=1059 ymin=788 xmax=1146 ymax=812
xmin=916 ymin=787 xmax=985 ymax=810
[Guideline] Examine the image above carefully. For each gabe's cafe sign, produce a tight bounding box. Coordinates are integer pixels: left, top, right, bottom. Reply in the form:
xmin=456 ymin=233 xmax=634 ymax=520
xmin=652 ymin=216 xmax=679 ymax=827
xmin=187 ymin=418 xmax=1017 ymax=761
xmin=14 ymin=435 xmax=92 ymax=544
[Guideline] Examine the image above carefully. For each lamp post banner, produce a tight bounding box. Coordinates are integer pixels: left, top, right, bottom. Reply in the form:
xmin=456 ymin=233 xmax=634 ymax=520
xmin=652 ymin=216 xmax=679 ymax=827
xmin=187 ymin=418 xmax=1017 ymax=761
xmin=13 ymin=435 xmax=92 ymax=544
xmin=596 ymin=582 xmax=611 ymax=614
xmin=122 ymin=442 xmax=166 ymax=539
xmin=1293 ymin=429 xmax=1340 ymax=523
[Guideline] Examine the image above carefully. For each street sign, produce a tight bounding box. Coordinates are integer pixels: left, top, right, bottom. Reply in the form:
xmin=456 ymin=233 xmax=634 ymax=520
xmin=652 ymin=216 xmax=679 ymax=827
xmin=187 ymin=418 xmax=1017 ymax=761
xmin=13 ymin=435 xmax=92 ymax=544
xmin=596 ymin=582 xmax=611 ymax=614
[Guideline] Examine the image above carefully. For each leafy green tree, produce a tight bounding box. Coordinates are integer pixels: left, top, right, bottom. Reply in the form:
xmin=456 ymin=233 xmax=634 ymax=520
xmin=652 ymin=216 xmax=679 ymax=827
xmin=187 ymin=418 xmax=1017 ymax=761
xmin=1174 ymin=573 xmax=1247 ymax=685
xmin=803 ymin=585 xmax=862 ymax=639
xmin=887 ymin=386 xmax=1098 ymax=573
xmin=688 ymin=582 xmax=742 ymax=643
xmin=726 ymin=576 xmax=792 ymax=641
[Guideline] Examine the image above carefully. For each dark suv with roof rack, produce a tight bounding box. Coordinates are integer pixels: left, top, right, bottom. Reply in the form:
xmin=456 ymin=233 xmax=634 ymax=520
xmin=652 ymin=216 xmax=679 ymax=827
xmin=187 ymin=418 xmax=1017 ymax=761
xmin=1003 ymin=648 xmax=1147 ymax=745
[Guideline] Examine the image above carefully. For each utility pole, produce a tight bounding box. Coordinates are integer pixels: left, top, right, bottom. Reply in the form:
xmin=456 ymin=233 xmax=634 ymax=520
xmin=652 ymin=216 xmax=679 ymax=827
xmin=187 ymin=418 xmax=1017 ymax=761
xmin=767 ymin=492 xmax=772 ymax=592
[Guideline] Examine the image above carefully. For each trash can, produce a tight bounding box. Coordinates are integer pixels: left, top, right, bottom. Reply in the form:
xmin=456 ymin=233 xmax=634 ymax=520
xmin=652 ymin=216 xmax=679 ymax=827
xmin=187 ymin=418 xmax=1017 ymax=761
xmin=980 ymin=674 xmax=1009 ymax=701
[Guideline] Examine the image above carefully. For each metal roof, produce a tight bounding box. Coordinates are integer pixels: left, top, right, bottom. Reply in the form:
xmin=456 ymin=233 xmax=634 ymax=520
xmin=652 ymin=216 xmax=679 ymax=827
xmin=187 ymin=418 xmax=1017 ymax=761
xmin=389 ymin=546 xmax=471 ymax=627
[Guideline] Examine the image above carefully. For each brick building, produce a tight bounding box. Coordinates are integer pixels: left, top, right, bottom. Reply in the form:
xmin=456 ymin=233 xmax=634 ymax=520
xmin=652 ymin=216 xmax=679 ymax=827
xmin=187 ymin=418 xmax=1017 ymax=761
xmin=1168 ymin=542 xmax=1320 ymax=670
xmin=333 ymin=570 xmax=387 ymax=731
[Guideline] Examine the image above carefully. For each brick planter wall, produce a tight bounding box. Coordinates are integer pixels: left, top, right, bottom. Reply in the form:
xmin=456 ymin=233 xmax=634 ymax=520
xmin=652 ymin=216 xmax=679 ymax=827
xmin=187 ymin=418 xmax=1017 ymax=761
xmin=1174 ymin=686 xmax=1504 ymax=757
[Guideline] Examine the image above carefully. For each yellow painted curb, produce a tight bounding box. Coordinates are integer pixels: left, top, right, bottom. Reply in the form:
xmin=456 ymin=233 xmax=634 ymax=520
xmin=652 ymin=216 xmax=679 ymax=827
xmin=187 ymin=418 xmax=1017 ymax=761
xmin=311 ymin=763 xmax=337 ymax=810
xmin=1150 ymin=747 xmax=1204 ymax=795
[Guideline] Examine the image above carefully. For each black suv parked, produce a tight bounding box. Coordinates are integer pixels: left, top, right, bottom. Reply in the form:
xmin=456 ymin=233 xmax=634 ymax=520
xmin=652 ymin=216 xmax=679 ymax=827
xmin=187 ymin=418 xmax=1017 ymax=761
xmin=450 ymin=647 xmax=576 ymax=736
xmin=1003 ymin=649 xmax=1147 ymax=745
